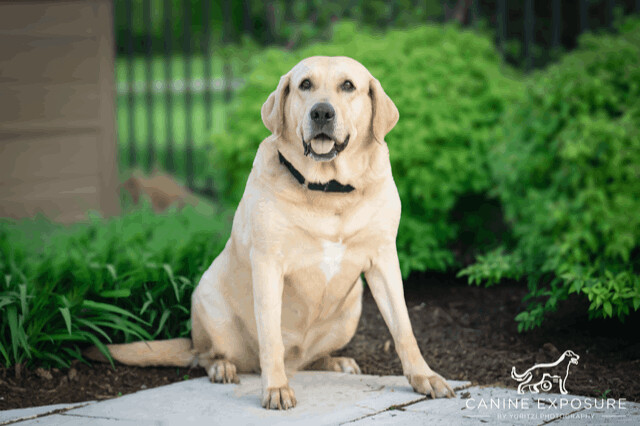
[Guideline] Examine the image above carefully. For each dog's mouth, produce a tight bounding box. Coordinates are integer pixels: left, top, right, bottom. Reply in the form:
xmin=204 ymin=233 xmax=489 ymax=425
xmin=302 ymin=133 xmax=350 ymax=162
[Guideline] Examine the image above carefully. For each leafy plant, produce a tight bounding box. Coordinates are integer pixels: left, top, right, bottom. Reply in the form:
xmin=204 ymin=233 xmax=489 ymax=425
xmin=0 ymin=203 xmax=231 ymax=367
xmin=460 ymin=19 xmax=640 ymax=331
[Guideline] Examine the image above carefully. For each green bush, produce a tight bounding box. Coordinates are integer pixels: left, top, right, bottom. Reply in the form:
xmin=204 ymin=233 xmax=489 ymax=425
xmin=0 ymin=204 xmax=231 ymax=367
xmin=211 ymin=22 xmax=523 ymax=274
xmin=460 ymin=19 xmax=640 ymax=331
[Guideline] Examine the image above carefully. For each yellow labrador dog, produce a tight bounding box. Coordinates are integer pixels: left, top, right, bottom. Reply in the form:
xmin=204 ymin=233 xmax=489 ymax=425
xmin=87 ymin=56 xmax=454 ymax=409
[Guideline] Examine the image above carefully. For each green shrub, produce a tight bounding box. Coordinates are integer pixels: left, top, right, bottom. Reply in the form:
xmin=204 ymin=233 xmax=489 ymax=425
xmin=460 ymin=19 xmax=640 ymax=331
xmin=0 ymin=204 xmax=231 ymax=367
xmin=211 ymin=22 xmax=523 ymax=274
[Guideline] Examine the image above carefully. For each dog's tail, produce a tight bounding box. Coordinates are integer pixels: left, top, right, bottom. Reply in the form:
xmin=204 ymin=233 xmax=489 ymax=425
xmin=84 ymin=338 xmax=196 ymax=368
xmin=511 ymin=366 xmax=529 ymax=381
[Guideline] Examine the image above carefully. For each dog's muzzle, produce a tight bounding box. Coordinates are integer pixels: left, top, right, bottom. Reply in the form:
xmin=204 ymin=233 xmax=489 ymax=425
xmin=302 ymin=133 xmax=350 ymax=162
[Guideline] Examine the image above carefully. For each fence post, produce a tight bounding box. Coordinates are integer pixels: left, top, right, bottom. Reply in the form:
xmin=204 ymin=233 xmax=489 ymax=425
xmin=524 ymin=0 xmax=534 ymax=72
xmin=580 ymin=0 xmax=589 ymax=33
xmin=183 ymin=0 xmax=194 ymax=190
xmin=143 ymin=0 xmax=154 ymax=173
xmin=552 ymin=0 xmax=561 ymax=48
xmin=285 ymin=0 xmax=294 ymax=22
xmin=471 ymin=0 xmax=479 ymax=28
xmin=163 ymin=0 xmax=174 ymax=173
xmin=204 ymin=0 xmax=215 ymax=196
xmin=126 ymin=0 xmax=136 ymax=168
xmin=265 ymin=1 xmax=276 ymax=44
xmin=388 ymin=0 xmax=398 ymax=26
xmin=204 ymin=0 xmax=212 ymax=132
xmin=243 ymin=0 xmax=253 ymax=35
xmin=223 ymin=0 xmax=233 ymax=104
xmin=497 ymin=0 xmax=506 ymax=58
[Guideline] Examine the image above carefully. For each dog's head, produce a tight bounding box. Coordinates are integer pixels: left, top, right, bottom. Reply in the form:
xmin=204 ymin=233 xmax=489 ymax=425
xmin=261 ymin=56 xmax=398 ymax=163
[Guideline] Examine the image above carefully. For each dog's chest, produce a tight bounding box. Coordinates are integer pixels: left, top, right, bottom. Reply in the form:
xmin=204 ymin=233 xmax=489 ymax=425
xmin=318 ymin=239 xmax=346 ymax=281
xmin=283 ymin=233 xmax=366 ymax=309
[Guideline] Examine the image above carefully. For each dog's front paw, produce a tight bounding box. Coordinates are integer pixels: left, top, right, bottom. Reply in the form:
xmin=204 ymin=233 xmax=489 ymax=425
xmin=262 ymin=385 xmax=297 ymax=410
xmin=408 ymin=373 xmax=455 ymax=399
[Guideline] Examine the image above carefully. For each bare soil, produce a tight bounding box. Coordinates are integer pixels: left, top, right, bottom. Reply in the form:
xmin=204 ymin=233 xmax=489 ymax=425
xmin=2 ymin=273 xmax=638 ymax=410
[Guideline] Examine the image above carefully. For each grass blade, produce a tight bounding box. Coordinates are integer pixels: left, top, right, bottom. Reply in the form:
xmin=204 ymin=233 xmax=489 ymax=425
xmin=59 ymin=307 xmax=72 ymax=334
xmin=82 ymin=300 xmax=150 ymax=325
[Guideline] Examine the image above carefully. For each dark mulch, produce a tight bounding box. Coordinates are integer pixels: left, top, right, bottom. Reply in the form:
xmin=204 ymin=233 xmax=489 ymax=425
xmin=340 ymin=273 xmax=640 ymax=403
xmin=2 ymin=273 xmax=639 ymax=410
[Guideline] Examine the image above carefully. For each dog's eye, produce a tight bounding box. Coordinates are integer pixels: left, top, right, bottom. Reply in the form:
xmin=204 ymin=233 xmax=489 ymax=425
xmin=299 ymin=79 xmax=312 ymax=91
xmin=340 ymin=80 xmax=355 ymax=92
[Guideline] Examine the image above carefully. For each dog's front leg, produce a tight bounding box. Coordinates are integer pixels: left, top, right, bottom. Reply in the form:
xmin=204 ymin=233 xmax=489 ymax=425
xmin=251 ymin=251 xmax=297 ymax=410
xmin=365 ymin=243 xmax=455 ymax=399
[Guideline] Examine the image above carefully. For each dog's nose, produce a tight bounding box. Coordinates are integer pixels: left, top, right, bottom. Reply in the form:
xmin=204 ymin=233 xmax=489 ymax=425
xmin=310 ymin=103 xmax=335 ymax=126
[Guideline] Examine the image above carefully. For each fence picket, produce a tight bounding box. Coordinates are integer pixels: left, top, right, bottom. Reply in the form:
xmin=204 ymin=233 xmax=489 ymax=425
xmin=223 ymin=0 xmax=233 ymax=105
xmin=243 ymin=0 xmax=253 ymax=35
xmin=144 ymin=0 xmax=154 ymax=172
xmin=497 ymin=0 xmax=506 ymax=57
xmin=607 ymin=0 xmax=614 ymax=30
xmin=204 ymin=0 xmax=214 ymax=196
xmin=524 ymin=0 xmax=534 ymax=72
xmin=580 ymin=0 xmax=589 ymax=32
xmin=552 ymin=0 xmax=561 ymax=48
xmin=183 ymin=0 xmax=194 ymax=190
xmin=126 ymin=0 xmax=136 ymax=168
xmin=163 ymin=0 xmax=174 ymax=173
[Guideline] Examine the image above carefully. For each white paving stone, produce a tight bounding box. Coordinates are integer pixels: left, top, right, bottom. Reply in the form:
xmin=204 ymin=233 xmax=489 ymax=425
xmin=63 ymin=373 xmax=468 ymax=426
xmin=3 ymin=373 xmax=466 ymax=426
xmin=0 ymin=402 xmax=93 ymax=425
xmin=18 ymin=414 xmax=156 ymax=425
xmin=4 ymin=374 xmax=639 ymax=425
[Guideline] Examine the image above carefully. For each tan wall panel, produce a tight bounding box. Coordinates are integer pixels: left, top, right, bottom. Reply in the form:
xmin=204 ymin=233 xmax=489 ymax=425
xmin=0 ymin=0 xmax=119 ymax=222
xmin=94 ymin=0 xmax=120 ymax=217
xmin=0 ymin=132 xmax=99 ymax=185
xmin=0 ymin=175 xmax=101 ymax=223
xmin=0 ymin=83 xmax=99 ymax=128
xmin=0 ymin=35 xmax=99 ymax=85
xmin=0 ymin=1 xmax=98 ymax=38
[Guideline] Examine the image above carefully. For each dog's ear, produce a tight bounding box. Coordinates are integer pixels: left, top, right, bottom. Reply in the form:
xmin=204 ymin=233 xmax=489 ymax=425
xmin=369 ymin=77 xmax=399 ymax=144
xmin=261 ymin=72 xmax=291 ymax=136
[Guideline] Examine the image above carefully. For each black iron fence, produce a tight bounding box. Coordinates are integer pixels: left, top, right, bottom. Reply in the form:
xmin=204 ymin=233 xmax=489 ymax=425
xmin=114 ymin=0 xmax=640 ymax=197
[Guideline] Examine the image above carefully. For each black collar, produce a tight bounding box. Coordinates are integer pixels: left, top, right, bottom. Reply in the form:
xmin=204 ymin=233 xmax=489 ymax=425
xmin=278 ymin=151 xmax=355 ymax=193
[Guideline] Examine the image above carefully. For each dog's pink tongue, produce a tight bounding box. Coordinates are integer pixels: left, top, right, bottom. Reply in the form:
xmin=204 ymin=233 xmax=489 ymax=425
xmin=311 ymin=139 xmax=334 ymax=154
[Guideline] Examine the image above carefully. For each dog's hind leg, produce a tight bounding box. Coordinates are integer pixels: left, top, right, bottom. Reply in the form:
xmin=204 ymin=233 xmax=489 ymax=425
xmin=200 ymin=356 xmax=240 ymax=384
xmin=191 ymin=295 xmax=241 ymax=384
xmin=192 ymin=310 xmax=240 ymax=384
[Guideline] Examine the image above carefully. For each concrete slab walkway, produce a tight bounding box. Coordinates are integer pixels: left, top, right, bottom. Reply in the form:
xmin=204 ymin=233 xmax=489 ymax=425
xmin=2 ymin=373 xmax=638 ymax=425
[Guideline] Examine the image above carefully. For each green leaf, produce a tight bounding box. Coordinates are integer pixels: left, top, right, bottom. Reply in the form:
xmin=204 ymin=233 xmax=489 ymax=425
xmin=7 ymin=306 xmax=20 ymax=363
xmin=81 ymin=300 xmax=148 ymax=325
xmin=99 ymin=289 xmax=132 ymax=299
xmin=59 ymin=307 xmax=72 ymax=334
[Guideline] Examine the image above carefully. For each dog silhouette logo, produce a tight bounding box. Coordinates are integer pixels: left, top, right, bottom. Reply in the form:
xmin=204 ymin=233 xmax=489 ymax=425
xmin=511 ymin=350 xmax=579 ymax=394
